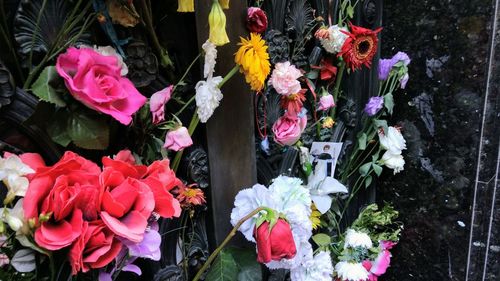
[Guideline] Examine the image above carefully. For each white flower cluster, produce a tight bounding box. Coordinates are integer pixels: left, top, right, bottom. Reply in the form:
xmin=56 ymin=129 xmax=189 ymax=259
xmin=344 ymin=229 xmax=373 ymax=249
xmin=0 ymin=154 xmax=34 ymax=202
xmin=195 ymin=76 xmax=223 ymax=123
xmin=291 ymin=251 xmax=334 ymax=281
xmin=335 ymin=261 xmax=369 ymax=281
xmin=378 ymin=126 xmax=407 ymax=174
xmin=320 ymin=25 xmax=348 ymax=54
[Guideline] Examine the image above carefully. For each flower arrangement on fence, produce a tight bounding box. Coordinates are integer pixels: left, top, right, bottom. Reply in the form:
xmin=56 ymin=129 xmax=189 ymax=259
xmin=0 ymin=0 xmax=410 ymax=280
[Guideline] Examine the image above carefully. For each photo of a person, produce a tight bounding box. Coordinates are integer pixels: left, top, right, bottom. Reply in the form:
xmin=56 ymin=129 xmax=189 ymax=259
xmin=310 ymin=142 xmax=343 ymax=177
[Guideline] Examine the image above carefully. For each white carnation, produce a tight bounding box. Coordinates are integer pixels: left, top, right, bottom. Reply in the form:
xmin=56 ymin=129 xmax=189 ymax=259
xmin=267 ymin=240 xmax=313 ymax=270
xmin=378 ymin=126 xmax=406 ymax=155
xmin=335 ymin=261 xmax=369 ymax=281
xmin=195 ymin=76 xmax=223 ymax=123
xmin=381 ymin=151 xmax=405 ymax=174
xmin=344 ymin=229 xmax=373 ymax=249
xmin=320 ymin=25 xmax=348 ymax=54
xmin=202 ymin=40 xmax=217 ymax=79
xmin=290 ymin=251 xmax=334 ymax=281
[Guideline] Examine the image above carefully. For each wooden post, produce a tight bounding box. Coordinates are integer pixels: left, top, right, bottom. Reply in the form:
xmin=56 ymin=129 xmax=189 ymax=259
xmin=195 ymin=1 xmax=257 ymax=247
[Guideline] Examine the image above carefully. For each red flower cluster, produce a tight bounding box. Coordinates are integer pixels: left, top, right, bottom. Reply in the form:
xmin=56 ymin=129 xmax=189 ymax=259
xmin=22 ymin=150 xmax=182 ymax=274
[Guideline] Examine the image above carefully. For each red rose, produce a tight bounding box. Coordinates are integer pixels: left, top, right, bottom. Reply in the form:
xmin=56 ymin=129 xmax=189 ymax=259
xmin=141 ymin=160 xmax=182 ymax=218
xmin=99 ymin=165 xmax=155 ymax=243
xmin=69 ymin=220 xmax=122 ymax=275
xmin=246 ymin=7 xmax=268 ymax=34
xmin=253 ymin=219 xmax=296 ymax=263
xmin=23 ymin=151 xmax=101 ymax=250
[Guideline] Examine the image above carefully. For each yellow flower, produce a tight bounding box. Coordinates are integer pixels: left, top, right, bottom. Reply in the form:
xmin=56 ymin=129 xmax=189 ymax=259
xmin=310 ymin=204 xmax=322 ymax=230
xmin=322 ymin=117 xmax=335 ymax=128
xmin=219 ymin=0 xmax=230 ymax=9
xmin=177 ymin=0 xmax=194 ymax=12
xmin=235 ymin=33 xmax=271 ymax=91
xmin=208 ymin=0 xmax=230 ymax=46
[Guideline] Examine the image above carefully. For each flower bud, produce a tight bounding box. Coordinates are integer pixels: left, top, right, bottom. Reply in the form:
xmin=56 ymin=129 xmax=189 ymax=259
xmin=253 ymin=218 xmax=296 ymax=263
xmin=208 ymin=0 xmax=230 ymax=46
xmin=177 ymin=0 xmax=194 ymax=12
xmin=219 ymin=0 xmax=229 ymax=9
xmin=5 ymin=215 xmax=23 ymax=232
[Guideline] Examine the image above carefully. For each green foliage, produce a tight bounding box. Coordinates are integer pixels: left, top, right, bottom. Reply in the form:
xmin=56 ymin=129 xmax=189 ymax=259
xmin=357 ymin=132 xmax=367 ymax=150
xmin=384 ymin=92 xmax=394 ymax=115
xmin=351 ymin=204 xmax=402 ymax=243
xmin=30 ymin=66 xmax=66 ymax=107
xmin=205 ymin=248 xmax=262 ymax=281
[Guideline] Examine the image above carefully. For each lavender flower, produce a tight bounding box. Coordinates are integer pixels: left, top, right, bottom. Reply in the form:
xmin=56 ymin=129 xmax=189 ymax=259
xmin=400 ymin=73 xmax=409 ymax=89
xmin=364 ymin=96 xmax=384 ymax=116
xmin=392 ymin=52 xmax=411 ymax=66
xmin=378 ymin=52 xmax=411 ymax=81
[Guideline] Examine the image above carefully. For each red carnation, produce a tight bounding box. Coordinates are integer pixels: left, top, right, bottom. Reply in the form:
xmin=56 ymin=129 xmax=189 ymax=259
xmin=246 ymin=7 xmax=268 ymax=34
xmin=253 ymin=219 xmax=296 ymax=263
xmin=339 ymin=23 xmax=382 ymax=71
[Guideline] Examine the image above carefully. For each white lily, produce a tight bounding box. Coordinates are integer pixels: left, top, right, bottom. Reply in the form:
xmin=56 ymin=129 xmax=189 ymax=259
xmin=307 ymin=161 xmax=348 ymax=214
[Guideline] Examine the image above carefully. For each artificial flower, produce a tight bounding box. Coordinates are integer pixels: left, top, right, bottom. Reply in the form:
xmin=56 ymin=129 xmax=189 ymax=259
xmin=176 ymin=184 xmax=206 ymax=207
xmin=319 ymin=25 xmax=348 ymax=54
xmin=344 ymin=229 xmax=373 ymax=249
xmin=280 ymin=90 xmax=307 ymax=115
xmin=378 ymin=52 xmax=411 ymax=84
xmin=246 ymin=7 xmax=268 ymax=34
xmin=89 ymin=46 xmax=128 ymax=76
xmin=56 ymin=47 xmax=147 ymax=125
xmin=290 ymin=251 xmax=333 ymax=281
xmin=0 ymin=154 xmax=34 ymax=204
xmin=368 ymin=248 xmax=391 ymax=276
xmin=202 ymin=40 xmax=218 ymax=79
xmin=113 ymin=149 xmax=136 ymax=165
xmin=314 ymin=26 xmax=330 ymax=39
xmin=106 ymin=0 xmax=139 ymax=27
xmin=195 ymin=76 xmax=224 ymax=123
xmin=23 ymin=152 xmax=101 ymax=250
xmin=177 ymin=0 xmax=194 ymax=12
xmin=235 ymin=33 xmax=271 ymax=91
xmin=307 ymin=161 xmax=348 ymax=214
xmin=380 ymin=151 xmax=405 ymax=174
xmin=254 ymin=218 xmax=297 ymax=263
xmin=335 ymin=261 xmax=369 ymax=281
xmin=310 ymin=204 xmax=321 ymax=230
xmin=122 ymin=224 xmax=161 ymax=261
xmin=219 ymin=0 xmax=229 ymax=9
xmin=150 ymin=85 xmax=173 ymax=124
xmin=339 ymin=23 xmax=382 ymax=71
xmin=164 ymin=126 xmax=193 ymax=151
xmin=318 ymin=59 xmax=338 ymax=81
xmin=208 ymin=0 xmax=229 ymax=46
xmin=269 ymin=61 xmax=302 ymax=96
xmin=317 ymin=94 xmax=335 ymax=111
xmin=364 ymin=96 xmax=384 ymax=116
xmin=322 ymin=117 xmax=335 ymax=128
xmin=378 ymin=126 xmax=406 ymax=155
xmin=272 ymin=112 xmax=307 ymax=146
xmin=400 ymin=73 xmax=409 ymax=89
xmin=69 ymin=220 xmax=122 ymax=274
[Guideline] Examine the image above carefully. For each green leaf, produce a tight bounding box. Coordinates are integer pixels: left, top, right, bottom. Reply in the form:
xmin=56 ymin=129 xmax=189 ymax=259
xmin=205 ymin=251 xmax=239 ymax=281
xmin=67 ymin=111 xmax=110 ymax=150
xmin=312 ymin=233 xmax=332 ymax=247
xmin=47 ymin=110 xmax=71 ymax=147
xmin=306 ymin=70 xmax=319 ymax=80
xmin=226 ymin=248 xmax=263 ymax=281
xmin=359 ymin=162 xmax=371 ymax=177
xmin=372 ymin=163 xmax=383 ymax=176
xmin=365 ymin=175 xmax=373 ymax=188
xmin=373 ymin=119 xmax=388 ymax=134
xmin=358 ymin=133 xmax=367 ymax=150
xmin=30 ymin=66 xmax=66 ymax=107
xmin=384 ymin=92 xmax=394 ymax=115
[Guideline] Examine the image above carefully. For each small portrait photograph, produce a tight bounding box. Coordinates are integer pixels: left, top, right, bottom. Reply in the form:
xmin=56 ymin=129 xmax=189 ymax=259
xmin=309 ymin=142 xmax=343 ymax=177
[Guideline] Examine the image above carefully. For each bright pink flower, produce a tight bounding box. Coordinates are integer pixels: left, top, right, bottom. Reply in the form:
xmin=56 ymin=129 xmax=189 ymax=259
xmin=380 ymin=240 xmax=397 ymax=250
xmin=56 ymin=47 xmax=147 ymax=125
xmin=370 ymin=249 xmax=392 ymax=276
xmin=317 ymin=94 xmax=335 ymax=111
xmin=269 ymin=62 xmax=302 ymax=96
xmin=150 ymin=86 xmax=173 ymax=124
xmin=164 ymin=127 xmax=193 ymax=151
xmin=272 ymin=112 xmax=307 ymax=146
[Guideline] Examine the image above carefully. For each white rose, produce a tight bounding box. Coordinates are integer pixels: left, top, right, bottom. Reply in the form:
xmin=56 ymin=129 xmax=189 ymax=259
xmin=378 ymin=126 xmax=406 ymax=155
xmin=381 ymin=151 xmax=405 ymax=174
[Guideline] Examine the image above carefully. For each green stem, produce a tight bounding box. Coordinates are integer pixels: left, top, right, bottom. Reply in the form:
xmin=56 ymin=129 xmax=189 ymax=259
xmin=49 ymin=253 xmax=56 ymax=281
xmin=175 ymin=95 xmax=196 ymax=116
xmin=345 ymin=141 xmax=379 ymax=179
xmin=330 ymin=61 xmax=346 ymax=119
xmin=218 ymin=65 xmax=239 ymax=88
xmin=172 ymin=54 xmax=201 ymax=96
xmin=192 ymin=207 xmax=267 ymax=281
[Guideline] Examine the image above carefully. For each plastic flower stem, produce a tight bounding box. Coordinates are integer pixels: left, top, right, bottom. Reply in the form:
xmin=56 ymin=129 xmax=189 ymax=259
xmin=172 ymin=54 xmax=201 ymax=97
xmin=345 ymin=141 xmax=379 ymax=179
xmin=171 ymin=65 xmax=239 ymax=172
xmin=339 ymin=168 xmax=374 ymax=223
xmin=330 ymin=61 xmax=346 ymax=119
xmin=49 ymin=253 xmax=56 ymax=281
xmin=192 ymin=206 xmax=267 ymax=281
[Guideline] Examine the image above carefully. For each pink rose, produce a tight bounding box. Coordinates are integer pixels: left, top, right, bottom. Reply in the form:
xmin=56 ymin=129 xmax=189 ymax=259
xmin=150 ymin=86 xmax=173 ymax=124
xmin=317 ymin=94 xmax=335 ymax=111
xmin=269 ymin=62 xmax=302 ymax=96
xmin=246 ymin=7 xmax=268 ymax=34
xmin=370 ymin=249 xmax=392 ymax=276
xmin=56 ymin=47 xmax=147 ymax=125
xmin=272 ymin=113 xmax=307 ymax=146
xmin=164 ymin=127 xmax=193 ymax=151
xmin=113 ymin=149 xmax=136 ymax=165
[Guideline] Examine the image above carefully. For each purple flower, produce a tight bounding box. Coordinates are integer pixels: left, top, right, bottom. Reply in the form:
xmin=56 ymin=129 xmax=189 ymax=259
xmin=392 ymin=52 xmax=411 ymax=66
xmin=400 ymin=73 xmax=409 ymax=89
xmin=364 ymin=96 xmax=384 ymax=116
xmin=122 ymin=222 xmax=162 ymax=261
xmin=378 ymin=59 xmax=394 ymax=80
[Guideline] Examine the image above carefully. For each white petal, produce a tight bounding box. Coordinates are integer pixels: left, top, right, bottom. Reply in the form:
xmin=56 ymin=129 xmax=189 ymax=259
xmin=311 ymin=195 xmax=332 ymax=214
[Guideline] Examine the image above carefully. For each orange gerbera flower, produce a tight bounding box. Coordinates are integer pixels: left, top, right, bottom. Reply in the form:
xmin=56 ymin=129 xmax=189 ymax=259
xmin=339 ymin=23 xmax=382 ymax=71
